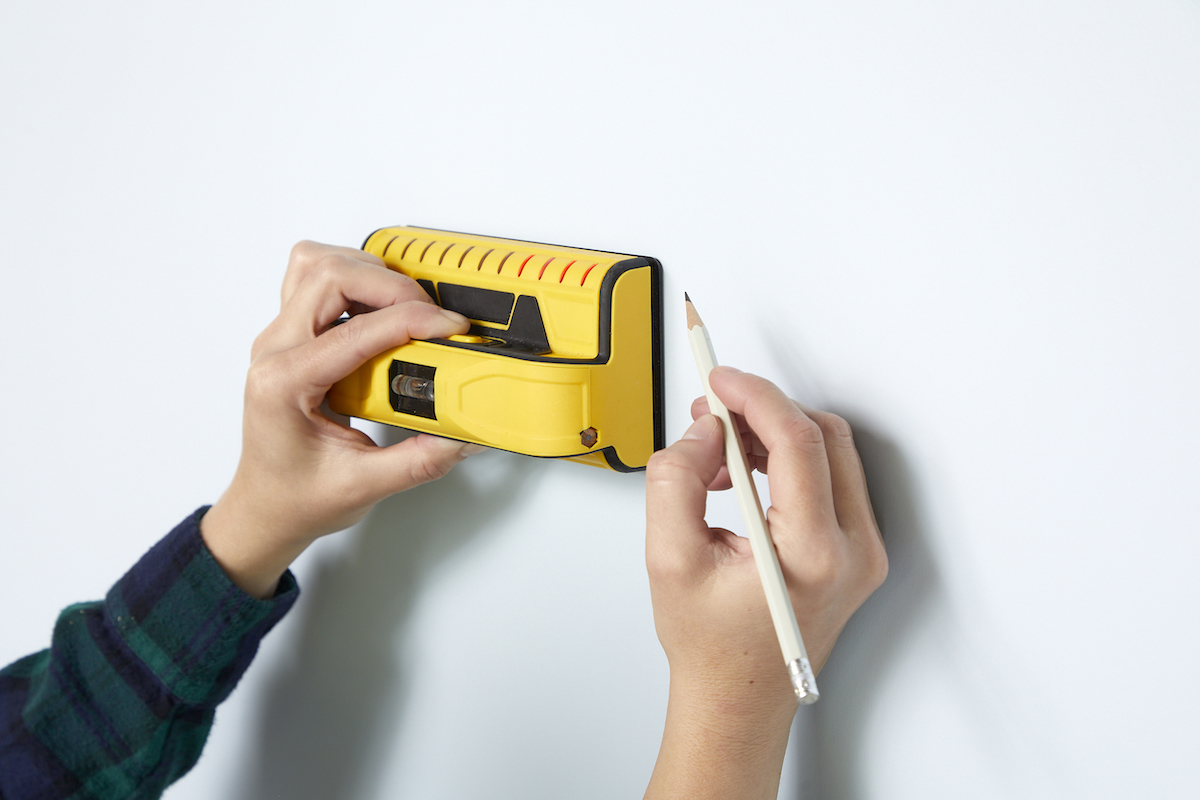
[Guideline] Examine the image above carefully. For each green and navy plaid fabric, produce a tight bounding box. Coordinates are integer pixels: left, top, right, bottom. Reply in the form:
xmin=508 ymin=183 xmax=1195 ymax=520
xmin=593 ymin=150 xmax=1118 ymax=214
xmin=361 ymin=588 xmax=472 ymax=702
xmin=0 ymin=507 xmax=298 ymax=799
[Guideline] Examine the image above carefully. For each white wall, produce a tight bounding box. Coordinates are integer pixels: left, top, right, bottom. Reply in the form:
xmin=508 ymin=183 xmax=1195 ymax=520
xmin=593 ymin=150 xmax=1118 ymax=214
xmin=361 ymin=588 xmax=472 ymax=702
xmin=3 ymin=2 xmax=1198 ymax=798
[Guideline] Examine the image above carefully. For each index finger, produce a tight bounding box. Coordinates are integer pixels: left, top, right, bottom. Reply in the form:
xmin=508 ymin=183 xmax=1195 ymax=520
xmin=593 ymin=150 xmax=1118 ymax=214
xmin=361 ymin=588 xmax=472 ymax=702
xmin=707 ymin=367 xmax=838 ymax=541
xmin=282 ymin=300 xmax=468 ymax=395
xmin=691 ymin=394 xmax=769 ymax=478
xmin=281 ymin=241 xmax=386 ymax=309
xmin=259 ymin=249 xmax=436 ymax=357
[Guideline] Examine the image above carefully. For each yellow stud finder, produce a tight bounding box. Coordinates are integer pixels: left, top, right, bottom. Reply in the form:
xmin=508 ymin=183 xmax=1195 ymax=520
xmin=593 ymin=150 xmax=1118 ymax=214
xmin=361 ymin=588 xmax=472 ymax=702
xmin=328 ymin=226 xmax=665 ymax=472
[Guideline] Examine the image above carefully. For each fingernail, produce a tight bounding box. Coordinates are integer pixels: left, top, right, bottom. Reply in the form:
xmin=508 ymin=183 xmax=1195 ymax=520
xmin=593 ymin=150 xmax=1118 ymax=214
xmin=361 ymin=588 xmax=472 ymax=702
xmin=712 ymin=365 xmax=742 ymax=375
xmin=441 ymin=308 xmax=469 ymax=325
xmin=458 ymin=443 xmax=488 ymax=457
xmin=681 ymin=414 xmax=720 ymax=441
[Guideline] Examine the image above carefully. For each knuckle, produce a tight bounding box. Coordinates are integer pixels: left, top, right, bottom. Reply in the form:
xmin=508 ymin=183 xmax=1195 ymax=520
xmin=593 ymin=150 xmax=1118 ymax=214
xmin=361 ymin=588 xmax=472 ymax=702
xmin=779 ymin=411 xmax=825 ymax=450
xmin=644 ymin=524 xmax=706 ymax=586
xmin=863 ymin=535 xmax=890 ymax=589
xmin=737 ymin=371 xmax=775 ymax=393
xmin=309 ymin=252 xmax=349 ymax=289
xmin=871 ymin=555 xmax=889 ymax=590
xmin=384 ymin=274 xmax=433 ymax=309
xmin=816 ymin=412 xmax=855 ymax=448
xmin=645 ymin=447 xmax=696 ymax=486
xmin=289 ymin=248 xmax=355 ymax=297
xmin=327 ymin=313 xmax=372 ymax=358
xmin=244 ymin=355 xmax=287 ymax=402
xmin=799 ymin=542 xmax=846 ymax=589
xmin=285 ymin=241 xmax=344 ymax=298
xmin=287 ymin=240 xmax=323 ymax=274
xmin=408 ymin=453 xmax=455 ymax=486
xmin=645 ymin=545 xmax=690 ymax=586
xmin=330 ymin=312 xmax=363 ymax=342
xmin=398 ymin=296 xmax=437 ymax=319
xmin=249 ymin=329 xmax=270 ymax=361
xmin=289 ymin=239 xmax=319 ymax=260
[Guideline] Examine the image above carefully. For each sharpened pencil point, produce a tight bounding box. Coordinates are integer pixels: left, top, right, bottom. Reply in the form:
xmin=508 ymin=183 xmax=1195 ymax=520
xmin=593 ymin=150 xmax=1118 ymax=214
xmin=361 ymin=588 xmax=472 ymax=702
xmin=685 ymin=294 xmax=702 ymax=330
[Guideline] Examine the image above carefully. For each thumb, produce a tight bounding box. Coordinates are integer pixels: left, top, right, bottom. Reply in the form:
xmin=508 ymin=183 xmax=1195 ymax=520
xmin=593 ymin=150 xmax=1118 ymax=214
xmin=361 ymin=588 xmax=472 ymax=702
xmin=645 ymin=414 xmax=725 ymax=575
xmin=357 ymin=434 xmax=482 ymax=500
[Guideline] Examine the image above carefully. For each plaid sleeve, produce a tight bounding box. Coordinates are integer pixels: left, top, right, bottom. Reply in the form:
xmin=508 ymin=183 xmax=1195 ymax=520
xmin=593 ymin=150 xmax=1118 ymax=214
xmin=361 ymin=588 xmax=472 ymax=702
xmin=0 ymin=507 xmax=299 ymax=800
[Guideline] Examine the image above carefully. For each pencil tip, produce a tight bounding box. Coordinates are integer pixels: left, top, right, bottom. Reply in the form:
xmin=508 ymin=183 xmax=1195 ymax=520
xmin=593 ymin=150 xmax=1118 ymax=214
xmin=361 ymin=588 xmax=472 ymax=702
xmin=685 ymin=294 xmax=702 ymax=330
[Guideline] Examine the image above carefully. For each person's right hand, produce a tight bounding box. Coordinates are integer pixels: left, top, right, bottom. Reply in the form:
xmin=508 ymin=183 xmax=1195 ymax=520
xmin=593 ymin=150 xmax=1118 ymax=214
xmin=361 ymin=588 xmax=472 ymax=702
xmin=201 ymin=241 xmax=479 ymax=598
xmin=643 ymin=367 xmax=887 ymax=799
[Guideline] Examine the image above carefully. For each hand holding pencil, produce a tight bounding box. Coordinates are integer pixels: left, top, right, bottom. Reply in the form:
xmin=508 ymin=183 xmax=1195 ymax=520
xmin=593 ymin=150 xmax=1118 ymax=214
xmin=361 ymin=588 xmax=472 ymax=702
xmin=686 ymin=295 xmax=820 ymax=705
xmin=643 ymin=300 xmax=888 ymax=799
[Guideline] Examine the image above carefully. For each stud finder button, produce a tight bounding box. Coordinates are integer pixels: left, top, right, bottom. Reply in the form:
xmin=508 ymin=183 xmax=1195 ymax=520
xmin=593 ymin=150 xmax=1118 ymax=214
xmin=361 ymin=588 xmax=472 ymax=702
xmin=448 ymin=334 xmax=489 ymax=344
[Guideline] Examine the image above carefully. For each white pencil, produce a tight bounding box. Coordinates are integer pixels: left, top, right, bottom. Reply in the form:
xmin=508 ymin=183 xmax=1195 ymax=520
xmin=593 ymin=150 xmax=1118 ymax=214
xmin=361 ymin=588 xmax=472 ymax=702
xmin=685 ymin=293 xmax=819 ymax=704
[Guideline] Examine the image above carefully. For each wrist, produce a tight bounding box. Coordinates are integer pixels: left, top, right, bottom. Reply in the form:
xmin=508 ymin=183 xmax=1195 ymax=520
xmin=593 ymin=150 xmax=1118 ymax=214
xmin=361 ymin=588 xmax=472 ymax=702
xmin=666 ymin=669 xmax=798 ymax=739
xmin=646 ymin=680 xmax=794 ymax=800
xmin=200 ymin=490 xmax=314 ymax=599
xmin=663 ymin=643 xmax=801 ymax=719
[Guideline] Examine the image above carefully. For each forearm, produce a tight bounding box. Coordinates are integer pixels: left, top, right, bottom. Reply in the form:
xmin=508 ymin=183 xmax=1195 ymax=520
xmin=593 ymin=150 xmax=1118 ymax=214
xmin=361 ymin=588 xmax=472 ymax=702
xmin=644 ymin=682 xmax=795 ymax=800
xmin=0 ymin=509 xmax=298 ymax=799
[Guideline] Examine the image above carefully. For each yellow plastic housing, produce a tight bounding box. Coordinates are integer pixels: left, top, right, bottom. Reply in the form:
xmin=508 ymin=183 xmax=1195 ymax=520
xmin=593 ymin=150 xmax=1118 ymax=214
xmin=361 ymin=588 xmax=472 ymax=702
xmin=328 ymin=226 xmax=664 ymax=471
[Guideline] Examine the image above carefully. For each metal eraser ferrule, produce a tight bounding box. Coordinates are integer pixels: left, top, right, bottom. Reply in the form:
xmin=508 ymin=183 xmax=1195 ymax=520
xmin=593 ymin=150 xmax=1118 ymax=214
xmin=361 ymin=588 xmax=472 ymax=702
xmin=789 ymin=658 xmax=820 ymax=705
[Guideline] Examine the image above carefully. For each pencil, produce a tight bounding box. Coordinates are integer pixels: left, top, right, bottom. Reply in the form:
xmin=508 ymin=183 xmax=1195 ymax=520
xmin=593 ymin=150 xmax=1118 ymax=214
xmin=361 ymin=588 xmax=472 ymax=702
xmin=685 ymin=293 xmax=819 ymax=704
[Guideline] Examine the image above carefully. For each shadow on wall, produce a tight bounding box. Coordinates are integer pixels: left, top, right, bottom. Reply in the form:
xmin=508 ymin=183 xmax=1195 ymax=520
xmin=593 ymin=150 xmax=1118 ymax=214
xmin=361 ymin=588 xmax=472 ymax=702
xmin=229 ymin=429 xmax=542 ymax=800
xmin=759 ymin=333 xmax=945 ymax=800
xmin=798 ymin=418 xmax=1059 ymax=798
xmin=800 ymin=420 xmax=941 ymax=800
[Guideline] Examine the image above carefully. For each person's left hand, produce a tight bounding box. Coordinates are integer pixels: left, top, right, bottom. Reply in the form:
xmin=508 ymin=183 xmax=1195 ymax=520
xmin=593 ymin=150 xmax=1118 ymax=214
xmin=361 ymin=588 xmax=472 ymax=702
xmin=201 ymin=241 xmax=479 ymax=598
